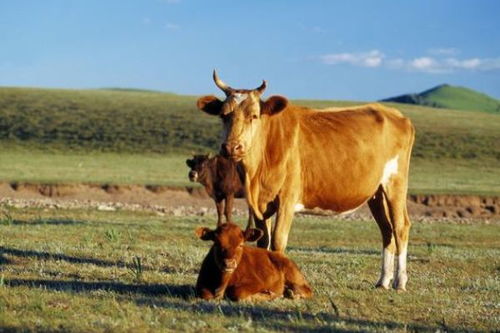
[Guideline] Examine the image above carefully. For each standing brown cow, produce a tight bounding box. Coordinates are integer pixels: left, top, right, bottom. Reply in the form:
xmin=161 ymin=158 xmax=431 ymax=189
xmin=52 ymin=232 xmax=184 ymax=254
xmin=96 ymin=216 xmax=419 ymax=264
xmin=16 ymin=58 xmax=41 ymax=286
xmin=186 ymin=154 xmax=252 ymax=227
xmin=196 ymin=71 xmax=415 ymax=291
xmin=195 ymin=222 xmax=312 ymax=301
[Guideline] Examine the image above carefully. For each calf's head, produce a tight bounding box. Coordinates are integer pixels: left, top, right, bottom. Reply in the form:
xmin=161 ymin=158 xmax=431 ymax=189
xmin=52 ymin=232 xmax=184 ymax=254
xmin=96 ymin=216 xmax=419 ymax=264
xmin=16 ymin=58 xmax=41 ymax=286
xmin=196 ymin=223 xmax=263 ymax=273
xmin=197 ymin=71 xmax=288 ymax=161
xmin=185 ymin=154 xmax=211 ymax=182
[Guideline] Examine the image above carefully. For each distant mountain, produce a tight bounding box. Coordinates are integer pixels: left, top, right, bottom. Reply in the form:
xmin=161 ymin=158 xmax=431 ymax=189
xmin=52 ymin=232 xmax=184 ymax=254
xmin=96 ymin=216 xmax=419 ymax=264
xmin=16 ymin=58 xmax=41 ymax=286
xmin=381 ymin=84 xmax=500 ymax=113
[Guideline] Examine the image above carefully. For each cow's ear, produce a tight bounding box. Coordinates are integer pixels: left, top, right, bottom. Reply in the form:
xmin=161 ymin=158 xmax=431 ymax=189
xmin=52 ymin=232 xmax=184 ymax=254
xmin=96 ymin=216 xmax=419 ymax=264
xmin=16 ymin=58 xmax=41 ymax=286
xmin=186 ymin=159 xmax=193 ymax=167
xmin=244 ymin=228 xmax=263 ymax=242
xmin=261 ymin=95 xmax=288 ymax=116
xmin=197 ymin=95 xmax=223 ymax=115
xmin=195 ymin=227 xmax=215 ymax=241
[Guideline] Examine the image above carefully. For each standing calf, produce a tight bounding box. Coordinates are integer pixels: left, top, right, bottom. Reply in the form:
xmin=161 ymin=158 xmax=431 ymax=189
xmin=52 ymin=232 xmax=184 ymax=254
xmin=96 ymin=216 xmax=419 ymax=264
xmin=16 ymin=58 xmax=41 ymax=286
xmin=186 ymin=154 xmax=249 ymax=226
xmin=195 ymin=223 xmax=312 ymax=301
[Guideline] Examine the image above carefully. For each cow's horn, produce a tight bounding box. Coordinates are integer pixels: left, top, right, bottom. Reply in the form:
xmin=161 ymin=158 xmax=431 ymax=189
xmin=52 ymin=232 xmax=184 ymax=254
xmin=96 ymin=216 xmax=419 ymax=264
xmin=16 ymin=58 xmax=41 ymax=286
xmin=213 ymin=70 xmax=232 ymax=95
xmin=255 ymin=80 xmax=267 ymax=94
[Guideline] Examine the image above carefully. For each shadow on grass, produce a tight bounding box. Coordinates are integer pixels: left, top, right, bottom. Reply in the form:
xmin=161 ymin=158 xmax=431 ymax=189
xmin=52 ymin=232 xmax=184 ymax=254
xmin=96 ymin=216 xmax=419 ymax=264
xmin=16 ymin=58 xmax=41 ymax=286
xmin=288 ymin=246 xmax=379 ymax=256
xmin=134 ymin=297 xmax=442 ymax=332
xmin=0 ymin=246 xmax=191 ymax=275
xmin=0 ymin=246 xmax=178 ymax=273
xmin=6 ymin=277 xmax=445 ymax=331
xmin=11 ymin=218 xmax=85 ymax=226
xmin=6 ymin=278 xmax=195 ymax=299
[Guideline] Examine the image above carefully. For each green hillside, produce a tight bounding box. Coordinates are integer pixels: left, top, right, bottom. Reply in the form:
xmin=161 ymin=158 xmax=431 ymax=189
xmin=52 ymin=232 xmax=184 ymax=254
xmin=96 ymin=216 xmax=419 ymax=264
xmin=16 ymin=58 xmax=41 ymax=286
xmin=0 ymin=87 xmax=220 ymax=153
xmin=382 ymin=84 xmax=500 ymax=113
xmin=0 ymin=86 xmax=499 ymax=162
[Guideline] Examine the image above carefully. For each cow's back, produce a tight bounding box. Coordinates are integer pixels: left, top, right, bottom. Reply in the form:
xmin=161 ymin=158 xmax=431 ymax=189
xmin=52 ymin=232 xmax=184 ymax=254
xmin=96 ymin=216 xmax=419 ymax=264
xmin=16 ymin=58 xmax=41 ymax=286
xmin=267 ymin=103 xmax=414 ymax=212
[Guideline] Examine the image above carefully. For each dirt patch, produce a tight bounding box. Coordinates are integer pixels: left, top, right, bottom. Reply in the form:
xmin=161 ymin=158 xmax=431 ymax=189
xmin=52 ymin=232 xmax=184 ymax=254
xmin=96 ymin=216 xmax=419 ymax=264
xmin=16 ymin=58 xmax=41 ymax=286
xmin=1 ymin=182 xmax=498 ymax=221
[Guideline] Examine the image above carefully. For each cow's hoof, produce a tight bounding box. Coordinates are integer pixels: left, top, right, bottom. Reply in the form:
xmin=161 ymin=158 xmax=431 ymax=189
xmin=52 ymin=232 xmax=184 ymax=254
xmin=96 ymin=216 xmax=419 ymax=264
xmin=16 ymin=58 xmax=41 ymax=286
xmin=375 ymin=281 xmax=391 ymax=290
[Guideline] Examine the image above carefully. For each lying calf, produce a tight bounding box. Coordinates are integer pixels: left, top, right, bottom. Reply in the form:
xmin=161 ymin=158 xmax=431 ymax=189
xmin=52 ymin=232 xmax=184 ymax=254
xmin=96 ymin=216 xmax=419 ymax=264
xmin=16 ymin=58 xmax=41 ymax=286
xmin=195 ymin=223 xmax=312 ymax=301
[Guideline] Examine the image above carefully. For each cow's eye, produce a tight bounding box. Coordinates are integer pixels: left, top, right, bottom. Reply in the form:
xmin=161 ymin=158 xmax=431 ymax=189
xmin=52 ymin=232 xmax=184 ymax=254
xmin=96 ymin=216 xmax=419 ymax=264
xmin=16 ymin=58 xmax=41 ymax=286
xmin=252 ymin=114 xmax=258 ymax=120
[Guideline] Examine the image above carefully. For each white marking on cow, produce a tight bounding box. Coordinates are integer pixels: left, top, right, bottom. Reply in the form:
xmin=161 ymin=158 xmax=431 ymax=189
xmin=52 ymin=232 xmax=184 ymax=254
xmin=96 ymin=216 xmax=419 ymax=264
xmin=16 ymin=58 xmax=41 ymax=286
xmin=394 ymin=245 xmax=408 ymax=290
xmin=233 ymin=93 xmax=248 ymax=105
xmin=294 ymin=203 xmax=305 ymax=212
xmin=381 ymin=155 xmax=399 ymax=186
xmin=378 ymin=248 xmax=395 ymax=289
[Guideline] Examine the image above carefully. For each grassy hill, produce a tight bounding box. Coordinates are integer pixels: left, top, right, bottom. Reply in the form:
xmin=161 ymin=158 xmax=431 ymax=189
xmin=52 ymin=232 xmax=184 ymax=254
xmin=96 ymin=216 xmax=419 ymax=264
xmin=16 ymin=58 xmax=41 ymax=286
xmin=0 ymin=86 xmax=499 ymax=194
xmin=0 ymin=86 xmax=499 ymax=161
xmin=381 ymin=84 xmax=500 ymax=114
xmin=0 ymin=87 xmax=221 ymax=154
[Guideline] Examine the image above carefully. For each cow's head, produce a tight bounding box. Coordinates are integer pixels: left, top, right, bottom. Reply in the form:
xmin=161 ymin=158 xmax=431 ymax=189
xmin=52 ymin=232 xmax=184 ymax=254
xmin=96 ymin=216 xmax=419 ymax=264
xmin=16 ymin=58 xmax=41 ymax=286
xmin=196 ymin=223 xmax=263 ymax=273
xmin=197 ymin=71 xmax=288 ymax=161
xmin=186 ymin=154 xmax=211 ymax=182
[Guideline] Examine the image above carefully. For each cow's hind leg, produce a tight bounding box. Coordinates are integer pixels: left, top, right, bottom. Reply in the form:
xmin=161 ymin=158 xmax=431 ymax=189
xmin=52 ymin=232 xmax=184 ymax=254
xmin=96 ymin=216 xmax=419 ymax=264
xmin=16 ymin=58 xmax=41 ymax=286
xmin=368 ymin=186 xmax=396 ymax=289
xmin=382 ymin=173 xmax=412 ymax=291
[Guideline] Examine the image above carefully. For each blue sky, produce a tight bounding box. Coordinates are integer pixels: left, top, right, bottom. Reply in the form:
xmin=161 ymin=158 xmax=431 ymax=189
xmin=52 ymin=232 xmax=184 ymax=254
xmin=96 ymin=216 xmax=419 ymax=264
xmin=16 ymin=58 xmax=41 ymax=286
xmin=1 ymin=0 xmax=500 ymax=100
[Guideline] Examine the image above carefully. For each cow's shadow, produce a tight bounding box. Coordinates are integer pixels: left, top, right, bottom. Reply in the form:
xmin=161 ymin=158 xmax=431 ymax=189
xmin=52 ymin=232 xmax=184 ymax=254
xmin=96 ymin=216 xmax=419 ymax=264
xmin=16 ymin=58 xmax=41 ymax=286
xmin=133 ymin=297 xmax=443 ymax=332
xmin=288 ymin=245 xmax=379 ymax=256
xmin=0 ymin=246 xmax=131 ymax=269
xmin=5 ymin=277 xmax=444 ymax=332
xmin=10 ymin=218 xmax=141 ymax=228
xmin=6 ymin=278 xmax=195 ymax=298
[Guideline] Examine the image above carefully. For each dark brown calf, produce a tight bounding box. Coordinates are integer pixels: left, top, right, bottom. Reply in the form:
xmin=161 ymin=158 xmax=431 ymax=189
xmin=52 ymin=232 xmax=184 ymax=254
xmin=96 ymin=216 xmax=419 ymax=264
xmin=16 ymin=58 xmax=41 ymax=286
xmin=195 ymin=223 xmax=312 ymax=302
xmin=186 ymin=154 xmax=248 ymax=226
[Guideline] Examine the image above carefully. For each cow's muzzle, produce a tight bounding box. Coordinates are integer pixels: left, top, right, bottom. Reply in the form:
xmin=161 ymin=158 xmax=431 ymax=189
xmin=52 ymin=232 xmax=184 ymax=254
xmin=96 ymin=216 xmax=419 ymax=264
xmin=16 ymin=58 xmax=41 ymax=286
xmin=222 ymin=258 xmax=238 ymax=273
xmin=188 ymin=171 xmax=198 ymax=182
xmin=220 ymin=142 xmax=244 ymax=161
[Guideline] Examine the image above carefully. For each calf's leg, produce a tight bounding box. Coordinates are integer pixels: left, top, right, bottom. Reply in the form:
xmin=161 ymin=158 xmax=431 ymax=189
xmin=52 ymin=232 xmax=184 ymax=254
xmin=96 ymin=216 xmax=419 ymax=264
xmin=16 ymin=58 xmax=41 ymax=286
xmin=224 ymin=194 xmax=234 ymax=223
xmin=215 ymin=198 xmax=224 ymax=226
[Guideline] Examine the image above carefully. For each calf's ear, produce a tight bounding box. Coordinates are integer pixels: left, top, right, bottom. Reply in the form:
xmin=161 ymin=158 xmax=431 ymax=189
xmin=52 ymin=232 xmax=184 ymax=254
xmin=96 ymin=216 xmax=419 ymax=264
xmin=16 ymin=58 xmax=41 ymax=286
xmin=197 ymin=95 xmax=223 ymax=115
xmin=195 ymin=227 xmax=215 ymax=241
xmin=186 ymin=159 xmax=193 ymax=167
xmin=244 ymin=228 xmax=263 ymax=242
xmin=261 ymin=95 xmax=288 ymax=116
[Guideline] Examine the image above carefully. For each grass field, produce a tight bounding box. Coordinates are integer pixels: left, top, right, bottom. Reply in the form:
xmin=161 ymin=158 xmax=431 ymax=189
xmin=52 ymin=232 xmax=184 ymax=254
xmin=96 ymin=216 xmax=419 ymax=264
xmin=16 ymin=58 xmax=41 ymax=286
xmin=1 ymin=87 xmax=499 ymax=161
xmin=1 ymin=148 xmax=499 ymax=195
xmin=0 ymin=207 xmax=498 ymax=332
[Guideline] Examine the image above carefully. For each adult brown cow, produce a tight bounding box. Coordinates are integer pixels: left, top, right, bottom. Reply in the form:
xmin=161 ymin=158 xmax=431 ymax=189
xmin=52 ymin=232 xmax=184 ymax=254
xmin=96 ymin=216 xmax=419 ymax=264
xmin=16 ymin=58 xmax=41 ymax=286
xmin=197 ymin=71 xmax=415 ymax=291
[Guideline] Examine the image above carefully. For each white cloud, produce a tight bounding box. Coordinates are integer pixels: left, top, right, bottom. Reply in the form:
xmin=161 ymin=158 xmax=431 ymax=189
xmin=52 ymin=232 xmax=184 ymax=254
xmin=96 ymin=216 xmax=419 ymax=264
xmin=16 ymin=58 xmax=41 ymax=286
xmin=312 ymin=26 xmax=325 ymax=33
xmin=320 ymin=50 xmax=384 ymax=68
xmin=408 ymin=57 xmax=446 ymax=73
xmin=428 ymin=47 xmax=460 ymax=56
xmin=319 ymin=50 xmax=500 ymax=73
xmin=165 ymin=22 xmax=180 ymax=30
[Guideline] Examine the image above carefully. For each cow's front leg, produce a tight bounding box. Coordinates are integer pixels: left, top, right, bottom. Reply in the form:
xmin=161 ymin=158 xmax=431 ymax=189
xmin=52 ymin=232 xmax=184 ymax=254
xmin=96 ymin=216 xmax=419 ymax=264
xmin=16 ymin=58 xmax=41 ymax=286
xmin=255 ymin=217 xmax=272 ymax=250
xmin=272 ymin=201 xmax=296 ymax=252
xmin=224 ymin=194 xmax=234 ymax=223
xmin=245 ymin=208 xmax=255 ymax=230
xmin=215 ymin=198 xmax=224 ymax=226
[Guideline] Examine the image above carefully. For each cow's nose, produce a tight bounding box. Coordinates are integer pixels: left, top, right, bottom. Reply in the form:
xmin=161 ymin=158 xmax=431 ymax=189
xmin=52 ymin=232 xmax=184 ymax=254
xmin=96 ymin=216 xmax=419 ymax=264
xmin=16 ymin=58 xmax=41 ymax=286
xmin=233 ymin=144 xmax=243 ymax=154
xmin=224 ymin=258 xmax=237 ymax=270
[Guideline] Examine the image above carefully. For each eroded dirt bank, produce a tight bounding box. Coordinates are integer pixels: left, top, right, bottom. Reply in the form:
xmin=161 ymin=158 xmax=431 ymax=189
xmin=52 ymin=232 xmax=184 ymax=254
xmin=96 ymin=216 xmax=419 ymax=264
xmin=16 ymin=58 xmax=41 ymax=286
xmin=0 ymin=182 xmax=498 ymax=221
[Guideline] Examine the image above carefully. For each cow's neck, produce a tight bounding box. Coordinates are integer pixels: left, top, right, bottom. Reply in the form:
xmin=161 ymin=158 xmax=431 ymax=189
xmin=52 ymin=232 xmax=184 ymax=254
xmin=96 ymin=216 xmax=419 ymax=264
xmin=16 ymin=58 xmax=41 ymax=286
xmin=241 ymin=112 xmax=298 ymax=219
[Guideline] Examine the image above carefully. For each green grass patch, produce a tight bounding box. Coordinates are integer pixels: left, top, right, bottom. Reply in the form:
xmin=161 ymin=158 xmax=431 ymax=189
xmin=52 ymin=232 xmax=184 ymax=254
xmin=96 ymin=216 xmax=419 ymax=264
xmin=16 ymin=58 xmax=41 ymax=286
xmin=0 ymin=147 xmax=498 ymax=195
xmin=1 ymin=86 xmax=499 ymax=161
xmin=0 ymin=208 xmax=498 ymax=331
xmin=0 ymin=148 xmax=191 ymax=186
